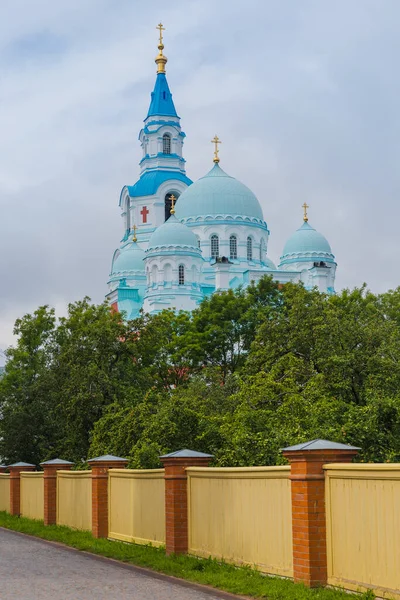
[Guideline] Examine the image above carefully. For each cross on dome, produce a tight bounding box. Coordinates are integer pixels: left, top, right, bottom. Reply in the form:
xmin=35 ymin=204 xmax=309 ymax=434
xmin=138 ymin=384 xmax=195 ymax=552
xmin=157 ymin=22 xmax=165 ymax=45
xmin=132 ymin=224 xmax=137 ymax=242
xmin=211 ymin=135 xmax=222 ymax=163
xmin=170 ymin=194 xmax=176 ymax=215
xmin=155 ymin=22 xmax=167 ymax=73
xmin=302 ymin=202 xmax=309 ymax=222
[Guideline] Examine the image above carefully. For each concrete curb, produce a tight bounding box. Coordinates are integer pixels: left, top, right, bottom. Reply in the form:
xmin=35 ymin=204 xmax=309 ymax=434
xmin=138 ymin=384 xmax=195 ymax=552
xmin=0 ymin=527 xmax=250 ymax=600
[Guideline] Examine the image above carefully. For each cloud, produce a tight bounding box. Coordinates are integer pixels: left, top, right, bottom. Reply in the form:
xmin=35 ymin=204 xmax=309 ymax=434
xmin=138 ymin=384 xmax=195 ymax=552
xmin=0 ymin=0 xmax=399 ymax=358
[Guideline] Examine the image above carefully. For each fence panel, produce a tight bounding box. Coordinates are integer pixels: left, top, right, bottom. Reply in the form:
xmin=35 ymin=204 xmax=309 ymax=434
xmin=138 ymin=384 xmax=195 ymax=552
xmin=0 ymin=474 xmax=10 ymax=512
xmin=108 ymin=469 xmax=165 ymax=546
xmin=187 ymin=466 xmax=293 ymax=577
xmin=57 ymin=470 xmax=92 ymax=531
xmin=325 ymin=464 xmax=400 ymax=600
xmin=20 ymin=472 xmax=44 ymax=520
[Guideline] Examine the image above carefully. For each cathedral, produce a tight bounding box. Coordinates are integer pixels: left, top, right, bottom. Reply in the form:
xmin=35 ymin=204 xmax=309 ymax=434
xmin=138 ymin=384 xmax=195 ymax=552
xmin=106 ymin=25 xmax=337 ymax=318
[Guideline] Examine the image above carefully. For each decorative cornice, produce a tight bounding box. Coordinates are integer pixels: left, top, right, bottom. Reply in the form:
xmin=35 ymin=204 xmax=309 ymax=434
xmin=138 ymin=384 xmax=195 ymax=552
xmin=145 ymin=245 xmax=203 ymax=257
xmin=280 ymin=250 xmax=335 ymax=262
xmin=182 ymin=215 xmax=268 ymax=228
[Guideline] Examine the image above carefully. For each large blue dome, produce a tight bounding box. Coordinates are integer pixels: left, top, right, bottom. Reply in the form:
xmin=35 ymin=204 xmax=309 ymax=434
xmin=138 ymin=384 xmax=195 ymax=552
xmin=280 ymin=221 xmax=333 ymax=262
xmin=148 ymin=214 xmax=198 ymax=249
xmin=174 ymin=163 xmax=264 ymax=221
xmin=112 ymin=241 xmax=145 ymax=273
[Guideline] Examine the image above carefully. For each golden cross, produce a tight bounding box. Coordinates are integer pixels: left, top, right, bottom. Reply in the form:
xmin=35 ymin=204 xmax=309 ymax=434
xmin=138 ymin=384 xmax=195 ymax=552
xmin=157 ymin=23 xmax=165 ymax=46
xmin=302 ymin=202 xmax=309 ymax=222
xmin=211 ymin=135 xmax=222 ymax=163
xmin=132 ymin=224 xmax=137 ymax=242
xmin=170 ymin=194 xmax=176 ymax=214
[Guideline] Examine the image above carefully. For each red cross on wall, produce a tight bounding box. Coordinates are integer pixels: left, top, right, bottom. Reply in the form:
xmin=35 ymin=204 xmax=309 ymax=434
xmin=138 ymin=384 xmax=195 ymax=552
xmin=140 ymin=206 xmax=149 ymax=223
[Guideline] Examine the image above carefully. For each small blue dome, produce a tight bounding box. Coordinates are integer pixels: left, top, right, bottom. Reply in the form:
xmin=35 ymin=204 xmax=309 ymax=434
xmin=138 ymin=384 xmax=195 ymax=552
xmin=264 ymin=256 xmax=277 ymax=270
xmin=148 ymin=214 xmax=198 ymax=249
xmin=174 ymin=163 xmax=264 ymax=221
xmin=112 ymin=242 xmax=145 ymax=273
xmin=281 ymin=221 xmax=333 ymax=259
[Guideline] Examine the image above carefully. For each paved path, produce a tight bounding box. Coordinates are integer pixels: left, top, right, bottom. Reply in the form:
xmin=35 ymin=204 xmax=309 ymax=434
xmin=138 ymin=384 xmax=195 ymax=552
xmin=0 ymin=528 xmax=231 ymax=600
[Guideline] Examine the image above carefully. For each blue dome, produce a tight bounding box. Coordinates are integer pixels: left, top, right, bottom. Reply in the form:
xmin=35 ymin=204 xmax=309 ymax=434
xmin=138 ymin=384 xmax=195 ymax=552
xmin=281 ymin=221 xmax=333 ymax=259
xmin=148 ymin=214 xmax=198 ymax=250
xmin=264 ymin=256 xmax=277 ymax=270
xmin=112 ymin=242 xmax=145 ymax=273
xmin=174 ymin=163 xmax=264 ymax=221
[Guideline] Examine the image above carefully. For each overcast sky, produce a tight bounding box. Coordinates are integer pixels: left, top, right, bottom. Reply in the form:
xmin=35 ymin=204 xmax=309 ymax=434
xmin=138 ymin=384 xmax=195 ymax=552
xmin=0 ymin=0 xmax=399 ymax=356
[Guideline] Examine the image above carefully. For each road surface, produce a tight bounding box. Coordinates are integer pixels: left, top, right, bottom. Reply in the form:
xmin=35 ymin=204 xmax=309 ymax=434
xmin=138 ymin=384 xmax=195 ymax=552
xmin=0 ymin=528 xmax=235 ymax=600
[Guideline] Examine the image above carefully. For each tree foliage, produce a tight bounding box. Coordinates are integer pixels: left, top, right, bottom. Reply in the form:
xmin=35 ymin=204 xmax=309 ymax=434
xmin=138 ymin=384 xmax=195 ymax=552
xmin=1 ymin=279 xmax=400 ymax=467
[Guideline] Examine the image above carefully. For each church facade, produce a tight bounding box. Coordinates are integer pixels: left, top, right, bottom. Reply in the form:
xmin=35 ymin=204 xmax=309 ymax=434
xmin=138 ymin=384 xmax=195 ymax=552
xmin=106 ymin=26 xmax=337 ymax=319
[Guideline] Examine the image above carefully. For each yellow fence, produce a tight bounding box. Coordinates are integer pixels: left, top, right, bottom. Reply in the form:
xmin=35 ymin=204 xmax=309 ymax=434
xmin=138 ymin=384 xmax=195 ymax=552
xmin=57 ymin=470 xmax=92 ymax=531
xmin=20 ymin=472 xmax=44 ymax=520
xmin=0 ymin=474 xmax=10 ymax=513
xmin=108 ymin=469 xmax=165 ymax=546
xmin=325 ymin=464 xmax=400 ymax=600
xmin=187 ymin=466 xmax=293 ymax=577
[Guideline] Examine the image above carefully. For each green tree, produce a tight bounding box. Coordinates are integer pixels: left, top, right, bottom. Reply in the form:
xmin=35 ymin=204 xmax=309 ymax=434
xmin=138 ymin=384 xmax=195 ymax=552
xmin=0 ymin=306 xmax=57 ymax=464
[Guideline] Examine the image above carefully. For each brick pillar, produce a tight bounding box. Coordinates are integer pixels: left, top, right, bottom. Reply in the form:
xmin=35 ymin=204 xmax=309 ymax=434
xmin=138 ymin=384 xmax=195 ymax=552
xmin=283 ymin=439 xmax=359 ymax=588
xmin=8 ymin=462 xmax=36 ymax=516
xmin=160 ymin=449 xmax=213 ymax=555
xmin=87 ymin=454 xmax=128 ymax=538
xmin=40 ymin=459 xmax=74 ymax=526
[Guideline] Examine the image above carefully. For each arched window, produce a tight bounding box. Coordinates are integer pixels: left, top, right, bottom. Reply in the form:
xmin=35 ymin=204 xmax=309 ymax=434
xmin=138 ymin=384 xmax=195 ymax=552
xmin=164 ymin=263 xmax=172 ymax=282
xmin=164 ymin=192 xmax=179 ymax=221
xmin=229 ymin=235 xmax=237 ymax=260
xmin=151 ymin=265 xmax=158 ymax=286
xmin=125 ymin=197 xmax=131 ymax=231
xmin=192 ymin=265 xmax=198 ymax=283
xmin=211 ymin=234 xmax=219 ymax=258
xmin=247 ymin=236 xmax=253 ymax=261
xmin=260 ymin=238 xmax=265 ymax=263
xmin=178 ymin=264 xmax=185 ymax=285
xmin=163 ymin=133 xmax=171 ymax=154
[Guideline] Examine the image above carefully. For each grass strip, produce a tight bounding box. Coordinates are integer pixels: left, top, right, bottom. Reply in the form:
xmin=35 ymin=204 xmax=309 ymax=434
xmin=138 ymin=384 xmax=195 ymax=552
xmin=0 ymin=512 xmax=374 ymax=600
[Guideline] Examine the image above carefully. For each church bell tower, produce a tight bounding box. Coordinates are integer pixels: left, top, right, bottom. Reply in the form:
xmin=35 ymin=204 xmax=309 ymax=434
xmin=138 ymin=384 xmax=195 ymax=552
xmin=107 ymin=24 xmax=192 ymax=318
xmin=118 ymin=23 xmax=192 ymax=248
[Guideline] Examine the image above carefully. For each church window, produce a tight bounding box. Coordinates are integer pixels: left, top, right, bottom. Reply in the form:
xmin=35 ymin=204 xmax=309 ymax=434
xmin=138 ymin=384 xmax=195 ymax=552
xmin=192 ymin=265 xmax=198 ymax=283
xmin=164 ymin=263 xmax=172 ymax=282
xmin=125 ymin=197 xmax=131 ymax=231
xmin=247 ymin=236 xmax=253 ymax=261
xmin=229 ymin=235 xmax=238 ymax=260
xmin=178 ymin=264 xmax=185 ymax=285
xmin=163 ymin=133 xmax=171 ymax=154
xmin=211 ymin=234 xmax=219 ymax=258
xmin=151 ymin=265 xmax=158 ymax=286
xmin=260 ymin=238 xmax=265 ymax=262
xmin=164 ymin=192 xmax=179 ymax=221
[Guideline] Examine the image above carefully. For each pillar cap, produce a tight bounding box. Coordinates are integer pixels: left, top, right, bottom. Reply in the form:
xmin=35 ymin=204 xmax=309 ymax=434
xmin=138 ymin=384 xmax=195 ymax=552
xmin=87 ymin=454 xmax=128 ymax=464
xmin=40 ymin=458 xmax=74 ymax=466
xmin=160 ymin=449 xmax=213 ymax=459
xmin=8 ymin=461 xmax=36 ymax=468
xmin=282 ymin=439 xmax=360 ymax=452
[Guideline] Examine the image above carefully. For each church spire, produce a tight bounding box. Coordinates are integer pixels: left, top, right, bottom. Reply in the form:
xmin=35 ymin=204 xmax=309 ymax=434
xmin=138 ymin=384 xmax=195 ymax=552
xmin=155 ymin=23 xmax=167 ymax=74
xmin=146 ymin=23 xmax=178 ymax=118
